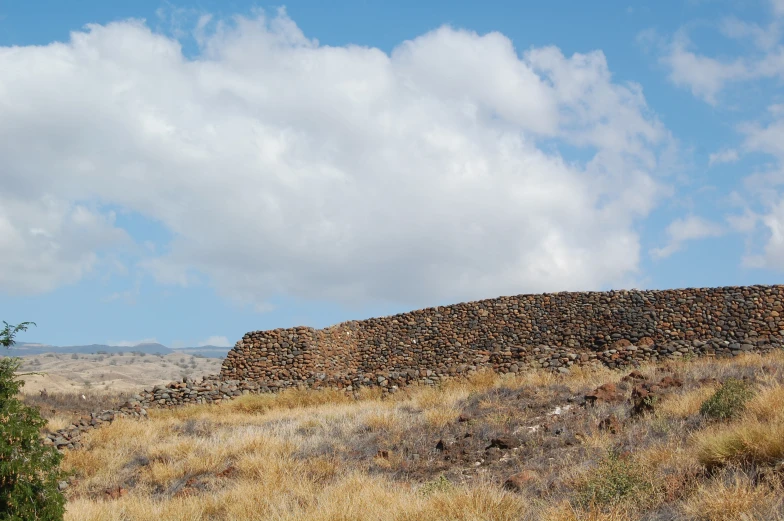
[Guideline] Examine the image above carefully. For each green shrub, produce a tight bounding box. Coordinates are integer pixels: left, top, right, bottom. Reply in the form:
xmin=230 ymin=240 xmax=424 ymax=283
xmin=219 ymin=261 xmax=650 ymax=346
xmin=578 ymin=450 xmax=654 ymax=508
xmin=419 ymin=475 xmax=452 ymax=496
xmin=1 ymin=321 xmax=66 ymax=520
xmin=700 ymin=378 xmax=755 ymax=421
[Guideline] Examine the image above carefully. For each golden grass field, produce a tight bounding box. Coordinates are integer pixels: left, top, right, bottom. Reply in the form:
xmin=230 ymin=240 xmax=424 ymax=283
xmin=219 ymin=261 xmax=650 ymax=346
xmin=32 ymin=351 xmax=784 ymax=520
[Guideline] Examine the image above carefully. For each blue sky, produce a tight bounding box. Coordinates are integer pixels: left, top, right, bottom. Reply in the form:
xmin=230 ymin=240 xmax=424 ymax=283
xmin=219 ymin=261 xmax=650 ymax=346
xmin=1 ymin=0 xmax=782 ymax=348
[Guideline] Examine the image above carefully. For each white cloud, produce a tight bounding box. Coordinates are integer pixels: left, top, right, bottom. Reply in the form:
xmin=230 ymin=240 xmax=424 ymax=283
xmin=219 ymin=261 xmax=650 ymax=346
xmin=708 ymin=148 xmax=739 ymax=166
xmin=743 ymin=199 xmax=784 ymax=268
xmin=735 ymin=108 xmax=784 ymax=270
xmin=198 ymin=335 xmax=231 ymax=347
xmin=718 ymin=17 xmax=781 ymax=51
xmin=726 ymin=209 xmax=759 ymax=233
xmin=110 ymin=337 xmax=159 ymax=347
xmin=740 ymin=109 xmax=784 ymax=160
xmin=651 ymin=216 xmax=725 ymax=259
xmin=0 ymin=197 xmax=131 ymax=295
xmin=773 ymin=0 xmax=784 ymax=17
xmin=650 ymin=6 xmax=784 ymax=275
xmin=659 ymin=32 xmax=749 ymax=105
xmin=0 ymin=10 xmax=675 ymax=309
xmin=649 ymin=13 xmax=784 ymax=105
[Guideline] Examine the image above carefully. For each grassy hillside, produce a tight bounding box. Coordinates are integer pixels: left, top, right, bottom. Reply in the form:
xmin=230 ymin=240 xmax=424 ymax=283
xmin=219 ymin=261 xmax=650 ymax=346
xmin=57 ymin=351 xmax=784 ymax=520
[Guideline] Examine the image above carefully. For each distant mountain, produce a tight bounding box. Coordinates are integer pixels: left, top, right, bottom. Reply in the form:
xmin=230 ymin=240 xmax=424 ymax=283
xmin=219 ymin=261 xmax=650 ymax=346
xmin=3 ymin=341 xmax=230 ymax=359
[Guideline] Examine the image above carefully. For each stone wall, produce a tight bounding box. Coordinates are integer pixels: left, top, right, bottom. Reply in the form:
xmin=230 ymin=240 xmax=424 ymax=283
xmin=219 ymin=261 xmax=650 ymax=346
xmin=221 ymin=285 xmax=784 ymax=392
xmin=46 ymin=284 xmax=784 ymax=452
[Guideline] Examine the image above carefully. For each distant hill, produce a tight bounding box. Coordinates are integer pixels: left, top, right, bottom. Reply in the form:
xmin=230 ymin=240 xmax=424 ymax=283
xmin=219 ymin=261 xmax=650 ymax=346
xmin=3 ymin=341 xmax=230 ymax=359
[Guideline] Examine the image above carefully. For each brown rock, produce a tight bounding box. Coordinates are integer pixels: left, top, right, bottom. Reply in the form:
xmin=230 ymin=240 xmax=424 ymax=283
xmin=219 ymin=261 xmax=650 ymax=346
xmin=598 ymin=414 xmax=622 ymax=434
xmin=487 ymin=437 xmax=520 ymax=450
xmin=658 ymin=376 xmax=683 ymax=389
xmin=631 ymin=385 xmax=655 ymax=416
xmin=104 ymin=486 xmax=127 ymax=500
xmin=503 ymin=470 xmax=539 ymax=492
xmin=612 ymin=339 xmax=632 ymax=349
xmin=621 ymin=370 xmax=647 ymax=382
xmin=585 ymin=383 xmax=626 ymax=405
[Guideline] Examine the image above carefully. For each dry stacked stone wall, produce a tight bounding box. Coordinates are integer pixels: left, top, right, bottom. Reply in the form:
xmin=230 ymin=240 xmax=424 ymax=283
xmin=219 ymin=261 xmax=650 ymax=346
xmin=221 ymin=285 xmax=784 ymax=393
xmin=44 ymin=285 xmax=784 ymax=452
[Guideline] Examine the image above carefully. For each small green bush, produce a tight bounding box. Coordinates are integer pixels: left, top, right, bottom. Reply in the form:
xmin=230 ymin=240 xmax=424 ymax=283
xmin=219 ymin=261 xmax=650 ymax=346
xmin=578 ymin=450 xmax=654 ymax=508
xmin=1 ymin=321 xmax=66 ymax=520
xmin=419 ymin=475 xmax=452 ymax=496
xmin=700 ymin=378 xmax=755 ymax=421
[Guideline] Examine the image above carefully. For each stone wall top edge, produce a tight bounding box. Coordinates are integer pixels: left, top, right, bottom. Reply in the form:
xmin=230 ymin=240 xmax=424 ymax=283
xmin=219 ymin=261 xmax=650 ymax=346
xmin=238 ymin=284 xmax=784 ymax=340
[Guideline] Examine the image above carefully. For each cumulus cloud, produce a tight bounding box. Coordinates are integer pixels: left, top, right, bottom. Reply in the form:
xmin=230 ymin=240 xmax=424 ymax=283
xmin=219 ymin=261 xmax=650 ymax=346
xmin=726 ymin=208 xmax=759 ymax=233
xmin=659 ymin=31 xmax=749 ymax=105
xmin=735 ymin=106 xmax=784 ymax=270
xmin=0 ymin=9 xmax=675 ymax=309
xmin=647 ymin=7 xmax=784 ymax=105
xmin=740 ymin=109 xmax=784 ymax=160
xmin=651 ymin=216 xmax=725 ymax=259
xmin=743 ymin=199 xmax=784 ymax=268
xmin=0 ymin=197 xmax=131 ymax=295
xmin=719 ymin=16 xmax=781 ymax=51
xmin=708 ymin=148 xmax=739 ymax=166
xmin=198 ymin=336 xmax=231 ymax=347
xmin=773 ymin=0 xmax=784 ymax=17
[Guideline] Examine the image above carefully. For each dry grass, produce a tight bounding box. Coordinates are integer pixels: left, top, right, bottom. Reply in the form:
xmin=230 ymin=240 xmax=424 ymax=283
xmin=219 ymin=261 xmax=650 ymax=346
xmin=680 ymin=471 xmax=784 ymax=520
xmin=695 ymin=377 xmax=784 ymax=470
xmin=657 ymin=384 xmax=719 ymax=419
xmin=696 ymin=419 xmax=784 ymax=469
xmin=746 ymin=384 xmax=784 ymax=422
xmin=58 ymin=350 xmax=784 ymax=521
xmin=538 ymin=501 xmax=636 ymax=521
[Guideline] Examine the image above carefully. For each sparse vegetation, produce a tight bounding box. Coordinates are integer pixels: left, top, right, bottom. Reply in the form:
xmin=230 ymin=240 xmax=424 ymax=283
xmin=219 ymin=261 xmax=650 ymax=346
xmin=700 ymin=378 xmax=755 ymax=421
xmin=53 ymin=349 xmax=784 ymax=520
xmin=419 ymin=474 xmax=453 ymax=496
xmin=577 ymin=450 xmax=655 ymax=509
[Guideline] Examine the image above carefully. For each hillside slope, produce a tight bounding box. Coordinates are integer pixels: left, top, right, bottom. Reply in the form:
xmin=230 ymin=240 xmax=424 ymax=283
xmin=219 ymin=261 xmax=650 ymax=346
xmin=59 ymin=351 xmax=784 ymax=521
xmin=15 ymin=351 xmax=222 ymax=395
